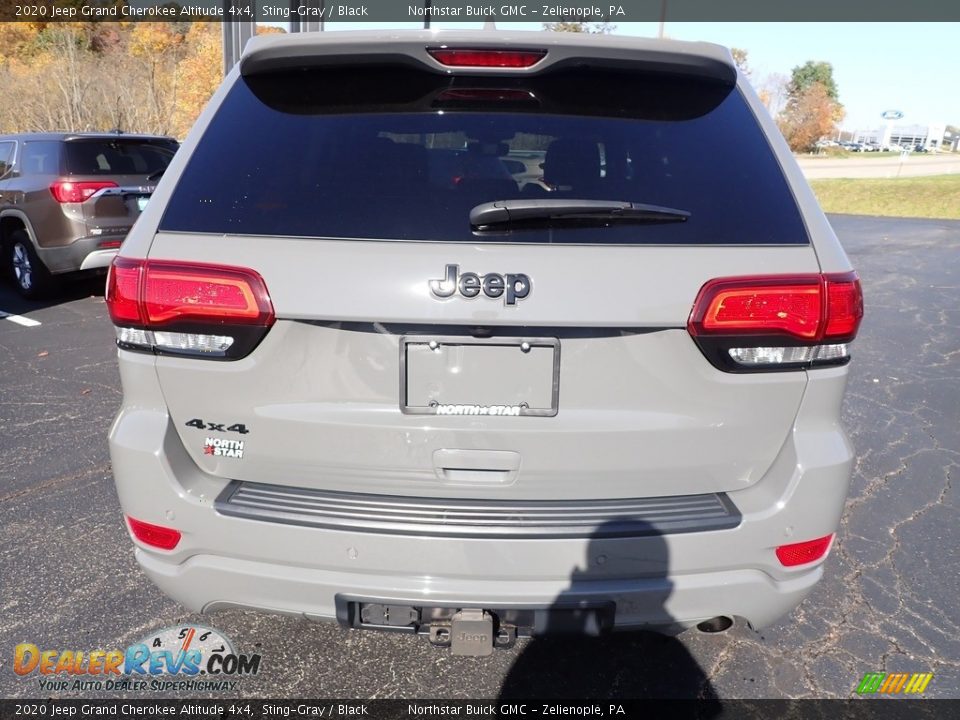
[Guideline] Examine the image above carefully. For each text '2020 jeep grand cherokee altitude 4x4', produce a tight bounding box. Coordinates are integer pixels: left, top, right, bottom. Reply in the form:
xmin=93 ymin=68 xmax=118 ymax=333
xmin=0 ymin=132 xmax=177 ymax=298
xmin=106 ymin=31 xmax=863 ymax=656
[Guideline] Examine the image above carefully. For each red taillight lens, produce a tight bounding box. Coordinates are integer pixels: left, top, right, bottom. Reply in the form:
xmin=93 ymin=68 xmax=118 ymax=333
xmin=823 ymin=272 xmax=864 ymax=338
xmin=693 ymin=278 xmax=822 ymax=339
xmin=126 ymin=516 xmax=181 ymax=550
xmin=776 ymin=534 xmax=834 ymax=567
xmin=106 ymin=257 xmax=144 ymax=325
xmin=427 ymin=48 xmax=546 ymax=68
xmin=142 ymin=262 xmax=274 ymax=326
xmin=688 ymin=272 xmax=863 ymax=342
xmin=106 ymin=258 xmax=274 ymax=328
xmin=50 ymin=180 xmax=117 ymax=203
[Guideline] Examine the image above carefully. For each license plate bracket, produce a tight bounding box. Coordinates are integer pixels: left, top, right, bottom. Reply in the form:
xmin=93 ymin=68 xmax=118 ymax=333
xmin=400 ymin=336 xmax=560 ymax=417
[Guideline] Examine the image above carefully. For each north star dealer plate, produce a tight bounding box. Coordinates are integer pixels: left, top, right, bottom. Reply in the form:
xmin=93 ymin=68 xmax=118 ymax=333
xmin=400 ymin=336 xmax=560 ymax=417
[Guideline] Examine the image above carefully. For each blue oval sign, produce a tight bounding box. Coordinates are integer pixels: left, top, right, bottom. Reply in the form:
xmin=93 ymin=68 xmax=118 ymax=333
xmin=882 ymin=110 xmax=904 ymax=120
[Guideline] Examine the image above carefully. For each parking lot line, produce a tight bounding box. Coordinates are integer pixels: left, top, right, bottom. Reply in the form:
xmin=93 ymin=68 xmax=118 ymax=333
xmin=0 ymin=310 xmax=41 ymax=327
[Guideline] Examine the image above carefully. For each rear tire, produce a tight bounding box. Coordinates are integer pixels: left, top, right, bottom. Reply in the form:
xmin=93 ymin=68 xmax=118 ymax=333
xmin=9 ymin=230 xmax=55 ymax=300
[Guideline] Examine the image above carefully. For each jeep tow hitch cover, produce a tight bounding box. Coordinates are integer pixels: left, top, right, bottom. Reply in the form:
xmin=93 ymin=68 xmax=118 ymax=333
xmin=450 ymin=609 xmax=494 ymax=656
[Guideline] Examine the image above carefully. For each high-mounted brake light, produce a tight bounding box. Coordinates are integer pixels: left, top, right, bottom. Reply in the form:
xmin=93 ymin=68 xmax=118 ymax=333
xmin=688 ymin=272 xmax=863 ymax=372
xmin=106 ymin=258 xmax=275 ymax=360
xmin=427 ymin=48 xmax=547 ymax=68
xmin=776 ymin=534 xmax=834 ymax=567
xmin=126 ymin=516 xmax=181 ymax=551
xmin=50 ymin=180 xmax=118 ymax=203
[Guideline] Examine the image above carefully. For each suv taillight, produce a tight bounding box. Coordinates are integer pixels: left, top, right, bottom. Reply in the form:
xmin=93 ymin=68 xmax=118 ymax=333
xmin=50 ymin=180 xmax=118 ymax=203
xmin=688 ymin=272 xmax=863 ymax=371
xmin=106 ymin=258 xmax=275 ymax=360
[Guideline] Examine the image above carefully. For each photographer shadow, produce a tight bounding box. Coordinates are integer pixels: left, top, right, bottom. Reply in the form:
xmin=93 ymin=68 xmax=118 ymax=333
xmin=499 ymin=519 xmax=723 ymax=706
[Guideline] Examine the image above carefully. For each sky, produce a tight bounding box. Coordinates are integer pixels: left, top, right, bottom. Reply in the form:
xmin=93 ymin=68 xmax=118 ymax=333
xmin=275 ymin=21 xmax=960 ymax=132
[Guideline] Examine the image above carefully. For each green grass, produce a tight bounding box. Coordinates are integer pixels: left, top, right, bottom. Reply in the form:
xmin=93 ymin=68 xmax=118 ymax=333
xmin=809 ymin=174 xmax=960 ymax=220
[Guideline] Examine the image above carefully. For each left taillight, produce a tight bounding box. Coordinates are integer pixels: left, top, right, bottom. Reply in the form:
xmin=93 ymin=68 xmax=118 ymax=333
xmin=106 ymin=257 xmax=275 ymax=360
xmin=688 ymin=272 xmax=863 ymax=372
xmin=50 ymin=179 xmax=118 ymax=203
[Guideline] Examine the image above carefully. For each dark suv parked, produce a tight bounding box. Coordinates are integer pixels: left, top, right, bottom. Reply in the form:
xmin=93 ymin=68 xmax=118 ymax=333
xmin=0 ymin=133 xmax=177 ymax=298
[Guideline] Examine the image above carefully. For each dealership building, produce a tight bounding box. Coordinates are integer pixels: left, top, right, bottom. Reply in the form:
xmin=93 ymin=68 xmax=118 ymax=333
xmin=855 ymin=122 xmax=947 ymax=149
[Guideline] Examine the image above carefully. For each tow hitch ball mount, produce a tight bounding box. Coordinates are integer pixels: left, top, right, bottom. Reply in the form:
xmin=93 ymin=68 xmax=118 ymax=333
xmin=427 ymin=609 xmax=516 ymax=656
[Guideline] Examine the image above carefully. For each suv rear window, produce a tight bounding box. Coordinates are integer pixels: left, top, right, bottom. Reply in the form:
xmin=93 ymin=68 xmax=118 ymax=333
xmin=65 ymin=138 xmax=177 ymax=176
xmin=160 ymin=66 xmax=808 ymax=245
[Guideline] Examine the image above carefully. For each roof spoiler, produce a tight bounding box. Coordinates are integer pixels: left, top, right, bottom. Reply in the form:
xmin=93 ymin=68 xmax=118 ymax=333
xmin=239 ymin=31 xmax=737 ymax=86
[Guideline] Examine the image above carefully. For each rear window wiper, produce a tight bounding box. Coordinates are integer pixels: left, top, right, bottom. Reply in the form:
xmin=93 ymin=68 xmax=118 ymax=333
xmin=470 ymin=199 xmax=690 ymax=233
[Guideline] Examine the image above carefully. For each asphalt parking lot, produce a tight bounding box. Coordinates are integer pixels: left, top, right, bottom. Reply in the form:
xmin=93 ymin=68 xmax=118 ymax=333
xmin=0 ymin=214 xmax=957 ymax=700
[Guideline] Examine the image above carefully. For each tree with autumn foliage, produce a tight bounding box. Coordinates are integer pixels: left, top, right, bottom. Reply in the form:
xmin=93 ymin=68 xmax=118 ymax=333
xmin=778 ymin=82 xmax=845 ymax=153
xmin=0 ymin=21 xmax=278 ymax=138
xmin=776 ymin=60 xmax=844 ymax=152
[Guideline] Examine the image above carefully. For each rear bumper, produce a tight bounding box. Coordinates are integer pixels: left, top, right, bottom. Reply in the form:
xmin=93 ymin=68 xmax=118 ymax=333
xmin=136 ymin=548 xmax=822 ymax=632
xmin=36 ymin=236 xmax=117 ymax=274
xmin=110 ymin=354 xmax=853 ymax=632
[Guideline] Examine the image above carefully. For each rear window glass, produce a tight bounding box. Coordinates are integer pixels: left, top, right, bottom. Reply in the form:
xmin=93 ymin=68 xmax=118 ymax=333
xmin=160 ymin=66 xmax=808 ymax=245
xmin=65 ymin=139 xmax=177 ymax=176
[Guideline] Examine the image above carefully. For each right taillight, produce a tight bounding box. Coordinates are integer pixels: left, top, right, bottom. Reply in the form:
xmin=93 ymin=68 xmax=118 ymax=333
xmin=106 ymin=257 xmax=275 ymax=360
xmin=688 ymin=272 xmax=863 ymax=372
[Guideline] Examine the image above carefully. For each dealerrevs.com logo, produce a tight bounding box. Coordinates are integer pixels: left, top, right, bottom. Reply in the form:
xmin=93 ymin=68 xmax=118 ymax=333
xmin=13 ymin=625 xmax=261 ymax=692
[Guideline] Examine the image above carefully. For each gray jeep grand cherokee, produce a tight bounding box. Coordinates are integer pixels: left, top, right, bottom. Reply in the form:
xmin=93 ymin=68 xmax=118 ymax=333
xmin=0 ymin=133 xmax=177 ymax=298
xmin=106 ymin=31 xmax=863 ymax=655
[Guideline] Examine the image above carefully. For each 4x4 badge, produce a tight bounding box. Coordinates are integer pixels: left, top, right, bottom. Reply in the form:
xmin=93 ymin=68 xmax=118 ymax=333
xmin=429 ymin=264 xmax=531 ymax=306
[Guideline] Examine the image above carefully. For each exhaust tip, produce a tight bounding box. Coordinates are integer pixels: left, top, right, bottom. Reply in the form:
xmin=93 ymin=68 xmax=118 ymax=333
xmin=696 ymin=616 xmax=734 ymax=634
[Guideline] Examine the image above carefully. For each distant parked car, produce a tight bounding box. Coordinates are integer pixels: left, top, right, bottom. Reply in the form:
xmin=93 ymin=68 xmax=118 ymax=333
xmin=914 ymin=144 xmax=929 ymax=153
xmin=0 ymin=132 xmax=178 ymax=298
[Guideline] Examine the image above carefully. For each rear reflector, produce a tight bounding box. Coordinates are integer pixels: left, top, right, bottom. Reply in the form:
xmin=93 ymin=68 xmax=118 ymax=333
xmin=427 ymin=48 xmax=547 ymax=68
xmin=776 ymin=534 xmax=834 ymax=567
xmin=106 ymin=258 xmax=274 ymax=359
xmin=50 ymin=180 xmax=117 ymax=203
xmin=126 ymin=516 xmax=181 ymax=550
